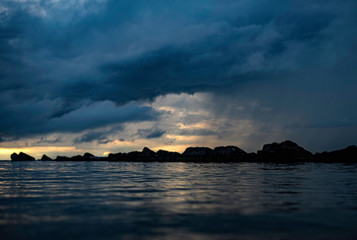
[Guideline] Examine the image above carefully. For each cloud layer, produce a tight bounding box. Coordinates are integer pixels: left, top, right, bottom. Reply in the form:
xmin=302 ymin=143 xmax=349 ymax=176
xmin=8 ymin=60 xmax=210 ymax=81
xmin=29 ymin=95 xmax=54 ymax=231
xmin=0 ymin=0 xmax=356 ymax=156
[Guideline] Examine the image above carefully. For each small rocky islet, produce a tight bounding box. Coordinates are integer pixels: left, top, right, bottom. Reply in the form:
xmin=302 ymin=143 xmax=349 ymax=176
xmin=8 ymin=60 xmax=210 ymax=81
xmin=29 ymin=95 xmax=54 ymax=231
xmin=10 ymin=140 xmax=357 ymax=163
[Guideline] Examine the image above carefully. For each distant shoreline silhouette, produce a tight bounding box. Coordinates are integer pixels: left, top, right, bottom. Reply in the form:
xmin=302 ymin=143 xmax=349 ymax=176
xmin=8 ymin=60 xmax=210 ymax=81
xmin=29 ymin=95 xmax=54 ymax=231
xmin=10 ymin=140 xmax=357 ymax=163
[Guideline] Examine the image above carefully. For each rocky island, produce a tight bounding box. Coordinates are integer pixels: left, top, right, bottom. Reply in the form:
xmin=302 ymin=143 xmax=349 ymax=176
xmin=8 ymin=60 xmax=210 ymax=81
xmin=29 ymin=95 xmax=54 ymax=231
xmin=10 ymin=140 xmax=357 ymax=163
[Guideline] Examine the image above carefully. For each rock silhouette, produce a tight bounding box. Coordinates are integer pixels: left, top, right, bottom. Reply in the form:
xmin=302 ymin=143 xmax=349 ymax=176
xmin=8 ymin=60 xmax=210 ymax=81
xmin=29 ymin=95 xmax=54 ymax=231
xmin=138 ymin=147 xmax=157 ymax=161
xmin=11 ymin=152 xmax=35 ymax=161
xmin=182 ymin=147 xmax=216 ymax=161
xmin=55 ymin=153 xmax=98 ymax=161
xmin=157 ymin=150 xmax=181 ymax=162
xmin=214 ymin=146 xmax=247 ymax=161
xmin=108 ymin=152 xmax=127 ymax=161
xmin=70 ymin=153 xmax=97 ymax=161
xmin=40 ymin=155 xmax=53 ymax=161
xmin=257 ymin=140 xmax=313 ymax=162
xmin=9 ymin=140 xmax=357 ymax=163
xmin=314 ymin=145 xmax=357 ymax=163
xmin=55 ymin=156 xmax=71 ymax=161
xmin=83 ymin=152 xmax=95 ymax=159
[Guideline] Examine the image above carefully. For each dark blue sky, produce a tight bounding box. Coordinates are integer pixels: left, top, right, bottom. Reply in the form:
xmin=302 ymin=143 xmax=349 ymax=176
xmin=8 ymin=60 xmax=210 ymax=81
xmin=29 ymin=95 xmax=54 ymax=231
xmin=0 ymin=0 xmax=356 ymax=158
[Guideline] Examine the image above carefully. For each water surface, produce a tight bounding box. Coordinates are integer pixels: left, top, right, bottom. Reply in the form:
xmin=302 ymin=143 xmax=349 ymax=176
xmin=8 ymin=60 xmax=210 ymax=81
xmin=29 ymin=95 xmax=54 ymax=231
xmin=1 ymin=161 xmax=357 ymax=239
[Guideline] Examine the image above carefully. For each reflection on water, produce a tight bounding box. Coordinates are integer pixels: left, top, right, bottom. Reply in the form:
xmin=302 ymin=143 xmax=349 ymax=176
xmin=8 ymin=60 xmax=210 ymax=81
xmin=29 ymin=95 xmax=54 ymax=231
xmin=0 ymin=161 xmax=357 ymax=239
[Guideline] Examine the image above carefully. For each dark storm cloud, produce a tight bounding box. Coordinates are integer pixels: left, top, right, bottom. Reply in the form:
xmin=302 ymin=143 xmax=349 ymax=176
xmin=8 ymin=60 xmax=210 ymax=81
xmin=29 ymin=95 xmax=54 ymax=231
xmin=74 ymin=131 xmax=110 ymax=144
xmin=179 ymin=129 xmax=216 ymax=137
xmin=0 ymin=0 xmax=356 ymax=142
xmin=0 ymin=99 xmax=156 ymax=139
xmin=73 ymin=125 xmax=124 ymax=144
xmin=137 ymin=128 xmax=166 ymax=139
xmin=37 ymin=137 xmax=62 ymax=144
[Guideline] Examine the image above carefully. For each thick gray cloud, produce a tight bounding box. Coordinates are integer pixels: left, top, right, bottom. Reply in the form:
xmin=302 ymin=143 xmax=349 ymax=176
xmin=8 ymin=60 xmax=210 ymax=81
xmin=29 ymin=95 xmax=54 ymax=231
xmin=0 ymin=0 xmax=356 ymax=149
xmin=73 ymin=124 xmax=124 ymax=144
xmin=0 ymin=99 xmax=156 ymax=140
xmin=136 ymin=128 xmax=166 ymax=139
xmin=74 ymin=131 xmax=112 ymax=144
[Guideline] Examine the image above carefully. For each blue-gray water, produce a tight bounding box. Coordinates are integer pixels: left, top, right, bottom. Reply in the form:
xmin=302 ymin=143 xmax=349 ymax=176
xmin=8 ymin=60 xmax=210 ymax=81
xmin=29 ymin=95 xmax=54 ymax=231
xmin=1 ymin=161 xmax=357 ymax=240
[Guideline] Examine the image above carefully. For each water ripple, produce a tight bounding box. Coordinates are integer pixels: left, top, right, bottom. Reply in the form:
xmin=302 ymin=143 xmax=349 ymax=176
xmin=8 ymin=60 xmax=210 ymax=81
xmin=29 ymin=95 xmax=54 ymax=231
xmin=0 ymin=161 xmax=357 ymax=239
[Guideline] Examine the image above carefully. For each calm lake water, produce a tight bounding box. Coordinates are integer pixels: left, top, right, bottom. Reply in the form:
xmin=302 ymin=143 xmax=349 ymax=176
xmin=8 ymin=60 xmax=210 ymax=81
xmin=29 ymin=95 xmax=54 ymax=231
xmin=1 ymin=161 xmax=357 ymax=240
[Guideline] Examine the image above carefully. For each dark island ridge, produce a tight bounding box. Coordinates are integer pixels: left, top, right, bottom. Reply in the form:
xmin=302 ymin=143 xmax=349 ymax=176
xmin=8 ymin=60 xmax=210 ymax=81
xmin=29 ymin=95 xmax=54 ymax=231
xmin=9 ymin=140 xmax=357 ymax=163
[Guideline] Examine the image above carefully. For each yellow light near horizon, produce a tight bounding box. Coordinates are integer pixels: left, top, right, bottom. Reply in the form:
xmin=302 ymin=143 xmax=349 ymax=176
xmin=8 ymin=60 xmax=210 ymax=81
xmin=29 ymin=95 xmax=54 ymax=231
xmin=0 ymin=148 xmax=30 ymax=160
xmin=165 ymin=134 xmax=201 ymax=142
xmin=152 ymin=145 xmax=188 ymax=153
xmin=0 ymin=148 xmax=31 ymax=155
xmin=27 ymin=146 xmax=80 ymax=153
xmin=177 ymin=122 xmax=210 ymax=129
xmin=103 ymin=151 xmax=111 ymax=156
xmin=0 ymin=146 xmax=83 ymax=160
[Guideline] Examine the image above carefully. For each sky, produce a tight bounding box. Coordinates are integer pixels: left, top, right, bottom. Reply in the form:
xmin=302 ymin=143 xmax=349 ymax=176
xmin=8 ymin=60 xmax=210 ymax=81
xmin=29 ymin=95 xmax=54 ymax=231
xmin=0 ymin=0 xmax=357 ymax=159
